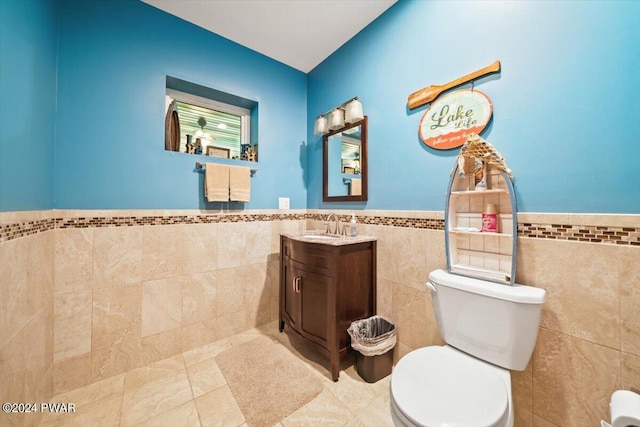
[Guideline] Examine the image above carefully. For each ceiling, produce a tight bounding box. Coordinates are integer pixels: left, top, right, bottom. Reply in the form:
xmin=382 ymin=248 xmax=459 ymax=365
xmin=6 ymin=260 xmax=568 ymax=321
xmin=141 ymin=0 xmax=397 ymax=73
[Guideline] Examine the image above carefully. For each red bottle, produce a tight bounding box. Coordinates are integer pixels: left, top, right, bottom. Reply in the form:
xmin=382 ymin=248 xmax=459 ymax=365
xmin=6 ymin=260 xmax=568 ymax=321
xmin=482 ymin=204 xmax=499 ymax=233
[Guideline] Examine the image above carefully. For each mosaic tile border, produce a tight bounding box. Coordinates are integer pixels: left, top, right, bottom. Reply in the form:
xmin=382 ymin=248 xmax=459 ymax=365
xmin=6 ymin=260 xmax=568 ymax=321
xmin=1 ymin=212 xmax=638 ymax=246
xmin=0 ymin=218 xmax=56 ymax=242
xmin=0 ymin=213 xmax=307 ymax=242
xmin=519 ymin=223 xmax=639 ymax=246
xmin=306 ymin=213 xmax=445 ymax=230
xmin=55 ymin=213 xmax=307 ymax=228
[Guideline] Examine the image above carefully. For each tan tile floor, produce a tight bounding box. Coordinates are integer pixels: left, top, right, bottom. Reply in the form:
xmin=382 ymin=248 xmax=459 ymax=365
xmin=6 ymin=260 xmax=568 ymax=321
xmin=39 ymin=322 xmax=394 ymax=427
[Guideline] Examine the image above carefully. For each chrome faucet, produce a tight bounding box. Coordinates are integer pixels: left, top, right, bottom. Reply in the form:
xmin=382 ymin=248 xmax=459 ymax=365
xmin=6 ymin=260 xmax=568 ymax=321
xmin=325 ymin=213 xmax=340 ymax=235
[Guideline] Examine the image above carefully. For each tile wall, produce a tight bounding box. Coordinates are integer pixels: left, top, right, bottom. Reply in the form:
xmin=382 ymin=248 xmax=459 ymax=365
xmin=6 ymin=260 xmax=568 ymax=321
xmin=49 ymin=210 xmax=304 ymax=396
xmin=0 ymin=211 xmax=54 ymax=427
xmin=1 ymin=209 xmax=638 ymax=427
xmin=307 ymin=210 xmax=639 ymax=427
xmin=0 ymin=209 xmax=304 ymax=427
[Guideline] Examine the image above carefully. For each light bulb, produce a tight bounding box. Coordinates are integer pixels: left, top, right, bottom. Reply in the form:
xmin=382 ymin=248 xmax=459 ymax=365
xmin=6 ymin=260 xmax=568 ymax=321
xmin=328 ymin=109 xmax=344 ymax=130
xmin=314 ymin=116 xmax=328 ymax=135
xmin=345 ymin=99 xmax=364 ymax=123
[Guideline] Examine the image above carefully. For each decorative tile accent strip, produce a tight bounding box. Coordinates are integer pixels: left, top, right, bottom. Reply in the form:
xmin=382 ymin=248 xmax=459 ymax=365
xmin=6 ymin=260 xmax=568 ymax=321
xmin=0 ymin=213 xmax=308 ymax=242
xmin=54 ymin=213 xmax=307 ymax=228
xmin=307 ymin=213 xmax=445 ymax=230
xmin=0 ymin=218 xmax=56 ymax=242
xmin=1 ymin=212 xmax=638 ymax=247
xmin=518 ymin=223 xmax=639 ymax=246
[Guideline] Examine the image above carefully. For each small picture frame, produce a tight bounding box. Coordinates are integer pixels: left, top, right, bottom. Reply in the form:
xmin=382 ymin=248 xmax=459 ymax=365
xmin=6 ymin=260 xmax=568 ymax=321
xmin=343 ymin=166 xmax=355 ymax=174
xmin=206 ymin=146 xmax=230 ymax=159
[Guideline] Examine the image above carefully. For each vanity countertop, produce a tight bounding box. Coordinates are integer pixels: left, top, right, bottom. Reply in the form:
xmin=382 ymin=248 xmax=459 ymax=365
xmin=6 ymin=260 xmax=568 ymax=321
xmin=281 ymin=231 xmax=377 ymax=246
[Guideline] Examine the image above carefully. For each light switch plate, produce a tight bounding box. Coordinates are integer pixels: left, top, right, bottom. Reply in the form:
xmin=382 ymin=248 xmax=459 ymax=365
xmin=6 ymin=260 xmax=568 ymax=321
xmin=278 ymin=197 xmax=290 ymax=209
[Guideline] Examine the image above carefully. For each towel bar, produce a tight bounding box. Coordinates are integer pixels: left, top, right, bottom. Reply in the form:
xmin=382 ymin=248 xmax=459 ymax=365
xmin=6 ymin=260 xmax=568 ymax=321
xmin=195 ymin=162 xmax=257 ymax=176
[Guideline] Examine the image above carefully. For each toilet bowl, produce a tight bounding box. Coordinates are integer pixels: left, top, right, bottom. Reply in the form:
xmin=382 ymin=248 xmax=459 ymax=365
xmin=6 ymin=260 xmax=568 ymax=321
xmin=390 ymin=270 xmax=545 ymax=427
xmin=390 ymin=346 xmax=512 ymax=427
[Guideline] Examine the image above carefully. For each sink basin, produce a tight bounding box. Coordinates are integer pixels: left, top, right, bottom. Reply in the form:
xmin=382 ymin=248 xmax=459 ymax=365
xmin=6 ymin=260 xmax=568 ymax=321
xmin=302 ymin=233 xmax=341 ymax=240
xmin=285 ymin=231 xmax=375 ymax=246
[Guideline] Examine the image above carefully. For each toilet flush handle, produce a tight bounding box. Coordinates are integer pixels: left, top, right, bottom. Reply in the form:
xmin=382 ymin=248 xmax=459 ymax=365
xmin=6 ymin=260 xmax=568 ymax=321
xmin=425 ymin=282 xmax=437 ymax=293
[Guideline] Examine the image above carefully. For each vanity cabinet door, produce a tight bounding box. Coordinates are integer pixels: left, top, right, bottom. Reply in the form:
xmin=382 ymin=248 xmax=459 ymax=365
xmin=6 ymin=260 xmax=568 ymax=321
xmin=282 ymin=257 xmax=330 ymax=350
xmin=282 ymin=259 xmax=299 ymax=330
xmin=297 ymin=267 xmax=330 ymax=347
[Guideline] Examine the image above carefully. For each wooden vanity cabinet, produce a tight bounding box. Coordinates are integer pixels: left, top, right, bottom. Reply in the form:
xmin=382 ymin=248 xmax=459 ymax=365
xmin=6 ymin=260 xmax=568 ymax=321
xmin=279 ymin=235 xmax=376 ymax=381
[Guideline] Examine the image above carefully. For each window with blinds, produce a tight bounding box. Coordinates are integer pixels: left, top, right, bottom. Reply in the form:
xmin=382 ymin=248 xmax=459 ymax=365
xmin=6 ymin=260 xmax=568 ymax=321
xmin=174 ymin=100 xmax=244 ymax=158
xmin=165 ymin=83 xmax=254 ymax=160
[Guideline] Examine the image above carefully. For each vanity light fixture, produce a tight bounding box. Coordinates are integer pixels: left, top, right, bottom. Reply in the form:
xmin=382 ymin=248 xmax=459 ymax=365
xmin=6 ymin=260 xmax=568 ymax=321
xmin=313 ymin=96 xmax=364 ymax=135
xmin=345 ymin=98 xmax=364 ymax=124
xmin=314 ymin=115 xmax=328 ymax=135
xmin=328 ymin=109 xmax=344 ymax=130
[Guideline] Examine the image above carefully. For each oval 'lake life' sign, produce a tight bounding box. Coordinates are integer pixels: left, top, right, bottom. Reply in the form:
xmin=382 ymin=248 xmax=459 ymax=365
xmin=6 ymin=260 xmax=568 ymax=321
xmin=419 ymin=89 xmax=493 ymax=150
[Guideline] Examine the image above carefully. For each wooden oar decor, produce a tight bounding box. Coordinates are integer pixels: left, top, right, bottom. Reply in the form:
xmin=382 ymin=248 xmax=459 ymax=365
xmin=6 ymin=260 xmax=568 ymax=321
xmin=407 ymin=60 xmax=501 ymax=109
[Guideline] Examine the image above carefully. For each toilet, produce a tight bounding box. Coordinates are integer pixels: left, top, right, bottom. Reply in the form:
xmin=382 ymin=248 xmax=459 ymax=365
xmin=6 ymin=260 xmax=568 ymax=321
xmin=390 ymin=269 xmax=546 ymax=427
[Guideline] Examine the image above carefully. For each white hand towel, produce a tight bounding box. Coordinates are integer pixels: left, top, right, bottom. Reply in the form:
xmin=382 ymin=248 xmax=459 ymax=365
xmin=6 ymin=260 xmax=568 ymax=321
xmin=205 ymin=163 xmax=230 ymax=202
xmin=350 ymin=178 xmax=362 ymax=196
xmin=229 ymin=165 xmax=251 ymax=203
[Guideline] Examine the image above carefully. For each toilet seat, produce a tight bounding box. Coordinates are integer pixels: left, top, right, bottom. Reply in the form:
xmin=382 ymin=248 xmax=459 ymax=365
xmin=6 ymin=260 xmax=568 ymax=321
xmin=391 ymin=346 xmax=509 ymax=427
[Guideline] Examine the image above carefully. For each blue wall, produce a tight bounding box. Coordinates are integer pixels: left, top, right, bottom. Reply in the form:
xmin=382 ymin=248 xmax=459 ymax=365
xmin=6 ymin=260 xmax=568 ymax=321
xmin=0 ymin=0 xmax=58 ymax=211
xmin=307 ymin=0 xmax=640 ymax=213
xmin=53 ymin=0 xmax=307 ymax=209
xmin=2 ymin=0 xmax=639 ymax=213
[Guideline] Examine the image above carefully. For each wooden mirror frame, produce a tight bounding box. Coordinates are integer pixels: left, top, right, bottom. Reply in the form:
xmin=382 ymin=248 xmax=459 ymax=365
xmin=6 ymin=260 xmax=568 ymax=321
xmin=323 ymin=116 xmax=368 ymax=202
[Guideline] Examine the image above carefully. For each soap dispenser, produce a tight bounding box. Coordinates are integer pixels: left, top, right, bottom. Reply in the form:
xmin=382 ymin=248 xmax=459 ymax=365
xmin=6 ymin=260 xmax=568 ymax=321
xmin=350 ymin=213 xmax=357 ymax=237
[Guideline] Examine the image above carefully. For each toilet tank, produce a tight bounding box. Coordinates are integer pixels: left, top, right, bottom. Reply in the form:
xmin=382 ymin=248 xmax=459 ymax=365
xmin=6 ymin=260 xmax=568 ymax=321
xmin=428 ymin=269 xmax=545 ymax=371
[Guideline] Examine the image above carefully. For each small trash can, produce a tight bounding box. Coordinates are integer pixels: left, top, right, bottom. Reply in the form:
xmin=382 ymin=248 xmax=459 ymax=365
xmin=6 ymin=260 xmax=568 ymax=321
xmin=347 ymin=316 xmax=396 ymax=383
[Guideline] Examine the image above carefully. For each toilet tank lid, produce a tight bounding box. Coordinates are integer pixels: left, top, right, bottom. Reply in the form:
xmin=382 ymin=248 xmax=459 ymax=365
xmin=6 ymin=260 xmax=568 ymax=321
xmin=428 ymin=269 xmax=546 ymax=304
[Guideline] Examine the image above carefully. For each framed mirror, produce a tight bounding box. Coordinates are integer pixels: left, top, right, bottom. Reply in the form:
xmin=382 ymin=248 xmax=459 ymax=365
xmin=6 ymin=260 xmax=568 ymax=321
xmin=323 ymin=116 xmax=367 ymax=202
